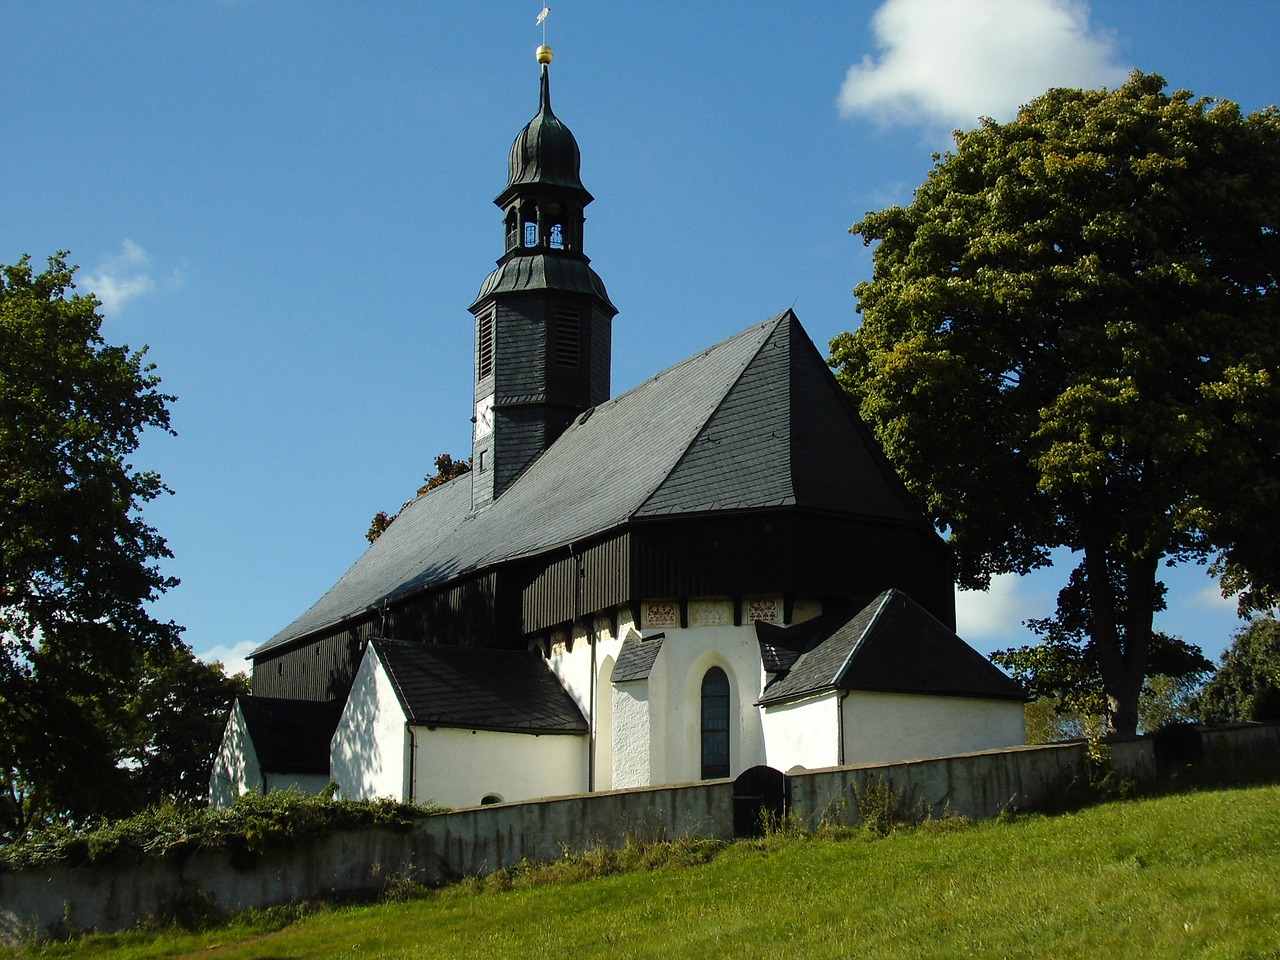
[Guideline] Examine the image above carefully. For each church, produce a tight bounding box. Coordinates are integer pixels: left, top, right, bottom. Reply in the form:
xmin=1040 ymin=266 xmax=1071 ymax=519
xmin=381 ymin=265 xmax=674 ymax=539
xmin=210 ymin=45 xmax=1025 ymax=810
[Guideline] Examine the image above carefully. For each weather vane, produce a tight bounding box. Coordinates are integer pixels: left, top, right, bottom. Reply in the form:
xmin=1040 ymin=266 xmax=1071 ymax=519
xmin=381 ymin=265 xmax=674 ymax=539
xmin=536 ymin=6 xmax=552 ymax=64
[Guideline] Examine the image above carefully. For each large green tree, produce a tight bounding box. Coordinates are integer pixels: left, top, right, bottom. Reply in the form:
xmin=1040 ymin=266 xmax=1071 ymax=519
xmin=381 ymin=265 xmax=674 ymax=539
xmin=1196 ymin=617 xmax=1280 ymax=723
xmin=120 ymin=645 xmax=250 ymax=808
xmin=830 ymin=72 xmax=1280 ymax=735
xmin=0 ymin=253 xmax=184 ymax=839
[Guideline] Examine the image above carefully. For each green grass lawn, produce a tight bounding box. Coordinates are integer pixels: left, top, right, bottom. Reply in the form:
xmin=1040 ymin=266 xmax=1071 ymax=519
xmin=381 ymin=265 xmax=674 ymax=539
xmin=9 ymin=784 xmax=1280 ymax=960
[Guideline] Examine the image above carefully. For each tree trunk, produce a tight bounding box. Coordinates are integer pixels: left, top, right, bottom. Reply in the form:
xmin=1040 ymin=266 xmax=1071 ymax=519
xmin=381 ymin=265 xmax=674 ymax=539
xmin=1083 ymin=543 xmax=1158 ymax=737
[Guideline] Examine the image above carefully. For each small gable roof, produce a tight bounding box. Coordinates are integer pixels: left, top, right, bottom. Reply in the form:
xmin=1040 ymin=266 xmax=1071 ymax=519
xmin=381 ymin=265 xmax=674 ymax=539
xmin=253 ymin=311 xmax=931 ymax=658
xmin=758 ymin=590 xmax=1025 ymax=706
xmin=237 ymin=695 xmax=343 ymax=775
xmin=370 ymin=638 xmax=587 ymax=735
xmin=612 ymin=630 xmax=665 ymax=683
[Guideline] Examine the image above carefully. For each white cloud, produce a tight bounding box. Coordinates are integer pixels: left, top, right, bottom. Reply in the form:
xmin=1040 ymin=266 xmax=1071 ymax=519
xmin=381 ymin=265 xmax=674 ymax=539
xmin=81 ymin=239 xmax=156 ymax=313
xmin=196 ymin=639 xmax=257 ymax=674
xmin=839 ymin=0 xmax=1127 ymax=128
xmin=1194 ymin=581 xmax=1238 ymax=610
xmin=954 ymin=571 xmax=1057 ymax=649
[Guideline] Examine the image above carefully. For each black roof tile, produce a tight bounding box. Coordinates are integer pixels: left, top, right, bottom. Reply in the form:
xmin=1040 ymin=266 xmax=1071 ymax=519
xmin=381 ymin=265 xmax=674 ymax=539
xmin=612 ymin=631 xmax=665 ymax=683
xmin=237 ymin=695 xmax=343 ymax=775
xmin=372 ymin=638 xmax=587 ymax=735
xmin=758 ymin=590 xmax=1025 ymax=705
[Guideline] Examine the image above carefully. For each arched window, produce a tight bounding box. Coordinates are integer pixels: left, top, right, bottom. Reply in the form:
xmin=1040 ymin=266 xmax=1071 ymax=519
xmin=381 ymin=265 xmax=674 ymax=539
xmin=700 ymin=667 xmax=730 ymax=779
xmin=480 ymin=793 xmax=503 ymax=805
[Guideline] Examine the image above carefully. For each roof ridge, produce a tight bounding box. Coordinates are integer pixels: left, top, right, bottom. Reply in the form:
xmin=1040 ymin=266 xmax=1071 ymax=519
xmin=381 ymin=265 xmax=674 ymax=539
xmin=611 ymin=312 xmax=788 ymax=408
xmin=369 ymin=638 xmax=417 ymax=724
xmin=631 ymin=312 xmax=790 ymax=518
xmin=830 ymin=589 xmax=895 ymax=687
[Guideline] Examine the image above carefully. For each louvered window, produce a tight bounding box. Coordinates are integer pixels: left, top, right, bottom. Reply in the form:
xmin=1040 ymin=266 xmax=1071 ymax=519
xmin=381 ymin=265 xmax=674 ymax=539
xmin=555 ymin=306 xmax=580 ymax=367
xmin=477 ymin=311 xmax=494 ymax=380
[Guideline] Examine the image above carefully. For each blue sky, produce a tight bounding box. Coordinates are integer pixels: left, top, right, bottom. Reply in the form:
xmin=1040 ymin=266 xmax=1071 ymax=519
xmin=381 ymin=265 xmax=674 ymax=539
xmin=5 ymin=1 xmax=1278 ymax=671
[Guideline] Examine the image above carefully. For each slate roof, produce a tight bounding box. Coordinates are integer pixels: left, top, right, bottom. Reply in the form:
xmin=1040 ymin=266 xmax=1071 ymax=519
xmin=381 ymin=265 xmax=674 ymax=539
xmin=757 ymin=590 xmax=1026 ymax=706
xmin=252 ymin=311 xmax=930 ymax=658
xmin=612 ymin=631 xmax=665 ymax=683
xmin=371 ymin=638 xmax=588 ymax=735
xmin=470 ymin=253 xmax=615 ymax=313
xmin=237 ymin=695 xmax=343 ymax=775
xmin=503 ymin=65 xmax=589 ymax=198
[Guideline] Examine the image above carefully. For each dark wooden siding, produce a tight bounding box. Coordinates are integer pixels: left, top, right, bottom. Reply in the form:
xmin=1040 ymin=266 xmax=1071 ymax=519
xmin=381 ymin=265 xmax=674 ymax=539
xmin=250 ymin=570 xmax=516 ymax=701
xmin=251 ymin=620 xmax=372 ymax=701
xmin=384 ymin=569 xmax=518 ymax=648
xmin=629 ymin=512 xmax=954 ymax=629
xmin=521 ymin=531 xmax=631 ymax=633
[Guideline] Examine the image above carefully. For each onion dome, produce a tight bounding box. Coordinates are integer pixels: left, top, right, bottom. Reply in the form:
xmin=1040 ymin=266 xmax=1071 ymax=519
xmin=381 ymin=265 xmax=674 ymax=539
xmin=504 ymin=55 xmax=589 ymax=197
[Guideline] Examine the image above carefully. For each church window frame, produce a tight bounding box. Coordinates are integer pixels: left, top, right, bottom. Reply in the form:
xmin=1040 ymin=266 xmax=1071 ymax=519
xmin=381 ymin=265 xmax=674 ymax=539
xmin=700 ymin=666 xmax=731 ymax=780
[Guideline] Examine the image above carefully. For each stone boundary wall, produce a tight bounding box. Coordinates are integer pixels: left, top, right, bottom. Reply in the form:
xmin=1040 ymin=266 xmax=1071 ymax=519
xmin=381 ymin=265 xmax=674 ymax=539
xmin=3 ymin=723 xmax=1277 ymax=944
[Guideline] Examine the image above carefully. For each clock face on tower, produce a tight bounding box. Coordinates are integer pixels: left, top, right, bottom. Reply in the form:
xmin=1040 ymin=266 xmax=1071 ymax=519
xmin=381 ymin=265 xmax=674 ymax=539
xmin=474 ymin=395 xmax=494 ymax=440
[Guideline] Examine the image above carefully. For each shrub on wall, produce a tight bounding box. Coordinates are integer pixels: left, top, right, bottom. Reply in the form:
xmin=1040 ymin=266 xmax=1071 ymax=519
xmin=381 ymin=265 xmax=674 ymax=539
xmin=0 ymin=788 xmax=443 ymax=872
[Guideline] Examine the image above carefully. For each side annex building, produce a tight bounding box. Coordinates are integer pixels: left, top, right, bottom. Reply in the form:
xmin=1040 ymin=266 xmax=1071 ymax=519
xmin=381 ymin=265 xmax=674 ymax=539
xmin=211 ymin=47 xmax=1025 ymax=811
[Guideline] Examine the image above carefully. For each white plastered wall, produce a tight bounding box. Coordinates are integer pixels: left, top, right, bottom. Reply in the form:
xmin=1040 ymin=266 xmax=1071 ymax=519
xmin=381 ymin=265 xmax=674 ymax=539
xmin=550 ymin=596 xmax=837 ymax=789
xmin=841 ymin=691 xmax=1026 ymax=767
xmin=208 ymin=701 xmax=261 ymax=808
xmin=610 ymin=680 xmax=651 ymax=789
xmin=544 ymin=614 xmax=623 ymax=792
xmin=760 ymin=693 xmax=841 ymax=773
xmin=411 ymin=726 xmax=587 ymax=808
xmin=644 ymin=597 xmax=804 ymax=784
xmin=660 ymin=624 xmax=765 ymax=782
xmin=330 ymin=646 xmax=409 ymax=801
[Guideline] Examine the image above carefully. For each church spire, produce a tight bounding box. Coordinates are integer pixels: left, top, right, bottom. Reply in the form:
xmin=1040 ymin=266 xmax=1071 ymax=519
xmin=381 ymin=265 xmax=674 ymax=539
xmin=467 ymin=45 xmax=617 ymax=511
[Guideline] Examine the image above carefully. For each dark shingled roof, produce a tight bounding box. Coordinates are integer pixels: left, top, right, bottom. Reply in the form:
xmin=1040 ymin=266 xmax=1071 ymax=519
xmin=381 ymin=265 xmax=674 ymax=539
xmin=612 ymin=631 xmax=665 ymax=683
xmin=237 ymin=695 xmax=343 ymax=775
xmin=252 ymin=312 xmax=930 ymax=658
xmin=372 ymin=638 xmax=587 ymax=735
xmin=758 ymin=590 xmax=1026 ymax=706
xmin=469 ymin=253 xmax=615 ymax=314
xmin=503 ymin=65 xmax=589 ymax=198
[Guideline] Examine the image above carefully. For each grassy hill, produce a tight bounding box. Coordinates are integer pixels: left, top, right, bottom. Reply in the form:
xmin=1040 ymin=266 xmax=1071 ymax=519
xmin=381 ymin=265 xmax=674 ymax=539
xmin=10 ymin=784 xmax=1280 ymax=960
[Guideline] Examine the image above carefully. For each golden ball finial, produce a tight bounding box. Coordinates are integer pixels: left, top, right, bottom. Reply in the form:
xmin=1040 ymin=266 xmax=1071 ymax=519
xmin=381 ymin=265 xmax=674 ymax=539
xmin=536 ymin=44 xmax=553 ymax=65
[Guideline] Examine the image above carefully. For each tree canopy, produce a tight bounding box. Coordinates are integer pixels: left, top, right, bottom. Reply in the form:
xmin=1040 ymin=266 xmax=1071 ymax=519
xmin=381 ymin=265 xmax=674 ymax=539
xmin=0 ymin=252 xmax=217 ymax=840
xmin=1196 ymin=617 xmax=1280 ymax=723
xmin=830 ymin=72 xmax=1280 ymax=735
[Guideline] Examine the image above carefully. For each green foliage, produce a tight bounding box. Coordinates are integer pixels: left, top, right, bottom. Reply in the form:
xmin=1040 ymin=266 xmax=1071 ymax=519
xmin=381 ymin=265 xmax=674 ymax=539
xmin=852 ymin=776 xmax=927 ymax=837
xmin=118 ymin=647 xmax=250 ymax=808
xmin=1197 ymin=617 xmax=1280 ymax=722
xmin=0 ymin=253 xmax=186 ymax=841
xmin=0 ymin=789 xmax=441 ymax=872
xmin=1064 ymin=739 xmax=1137 ymax=808
xmin=832 ymin=72 xmax=1280 ymax=734
xmin=365 ymin=453 xmax=472 ymax=543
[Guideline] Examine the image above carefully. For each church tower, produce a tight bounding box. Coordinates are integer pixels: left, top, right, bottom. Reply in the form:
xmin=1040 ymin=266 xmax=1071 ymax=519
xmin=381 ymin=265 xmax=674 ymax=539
xmin=468 ymin=45 xmax=617 ymax=510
